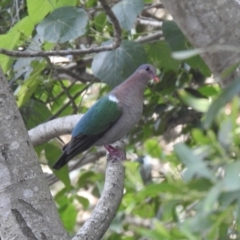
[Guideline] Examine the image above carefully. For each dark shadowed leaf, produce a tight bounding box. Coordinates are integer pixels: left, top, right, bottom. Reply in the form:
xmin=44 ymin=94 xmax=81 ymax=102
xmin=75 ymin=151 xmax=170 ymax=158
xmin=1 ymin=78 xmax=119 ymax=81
xmin=112 ymin=0 xmax=144 ymax=31
xmin=37 ymin=7 xmax=88 ymax=43
xmin=92 ymin=40 xmax=147 ymax=88
xmin=162 ymin=21 xmax=186 ymax=51
xmin=163 ymin=20 xmax=211 ymax=76
xmin=24 ymin=100 xmax=52 ymax=130
xmin=203 ymin=77 xmax=240 ymax=129
xmin=145 ymin=41 xmax=180 ymax=72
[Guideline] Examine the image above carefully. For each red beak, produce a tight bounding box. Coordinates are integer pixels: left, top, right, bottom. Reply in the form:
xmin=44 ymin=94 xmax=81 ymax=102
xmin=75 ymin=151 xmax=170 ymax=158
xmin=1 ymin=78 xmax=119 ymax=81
xmin=153 ymin=75 xmax=160 ymax=83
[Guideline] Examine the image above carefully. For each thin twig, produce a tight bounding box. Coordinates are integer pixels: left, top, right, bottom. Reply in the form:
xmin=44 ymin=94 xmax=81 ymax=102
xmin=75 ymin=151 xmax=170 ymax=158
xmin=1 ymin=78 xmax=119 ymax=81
xmin=98 ymin=0 xmax=122 ymax=48
xmin=50 ymin=81 xmax=76 ymax=102
xmin=135 ymin=31 xmax=163 ymax=44
xmin=144 ymin=3 xmax=164 ymax=10
xmin=137 ymin=18 xmax=163 ymax=27
xmin=47 ymin=83 xmax=91 ymax=121
xmin=59 ymin=80 xmax=78 ymax=114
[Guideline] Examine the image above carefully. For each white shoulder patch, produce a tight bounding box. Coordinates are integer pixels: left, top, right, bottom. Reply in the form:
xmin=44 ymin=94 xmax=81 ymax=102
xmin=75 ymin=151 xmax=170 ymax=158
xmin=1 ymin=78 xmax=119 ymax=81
xmin=108 ymin=94 xmax=119 ymax=103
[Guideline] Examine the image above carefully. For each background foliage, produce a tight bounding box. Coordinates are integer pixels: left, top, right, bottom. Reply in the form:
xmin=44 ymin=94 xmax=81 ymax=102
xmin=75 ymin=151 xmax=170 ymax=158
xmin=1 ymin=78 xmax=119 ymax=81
xmin=1 ymin=0 xmax=240 ymax=239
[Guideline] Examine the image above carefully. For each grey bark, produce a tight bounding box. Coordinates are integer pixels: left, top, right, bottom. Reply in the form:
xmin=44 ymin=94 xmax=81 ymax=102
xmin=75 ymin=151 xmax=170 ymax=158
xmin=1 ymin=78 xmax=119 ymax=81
xmin=28 ymin=114 xmax=82 ymax=146
xmin=73 ymin=141 xmax=125 ymax=240
xmin=161 ymin=0 xmax=240 ymax=86
xmin=0 ymin=68 xmax=69 ymax=240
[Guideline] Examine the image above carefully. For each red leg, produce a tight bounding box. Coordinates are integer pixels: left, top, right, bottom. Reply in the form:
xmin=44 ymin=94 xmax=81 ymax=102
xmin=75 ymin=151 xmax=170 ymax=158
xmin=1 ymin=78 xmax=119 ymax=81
xmin=104 ymin=145 xmax=126 ymax=161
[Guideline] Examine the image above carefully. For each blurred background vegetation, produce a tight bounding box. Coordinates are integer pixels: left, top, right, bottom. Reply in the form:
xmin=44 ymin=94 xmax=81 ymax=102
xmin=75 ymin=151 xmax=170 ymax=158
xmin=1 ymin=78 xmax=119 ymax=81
xmin=1 ymin=0 xmax=240 ymax=239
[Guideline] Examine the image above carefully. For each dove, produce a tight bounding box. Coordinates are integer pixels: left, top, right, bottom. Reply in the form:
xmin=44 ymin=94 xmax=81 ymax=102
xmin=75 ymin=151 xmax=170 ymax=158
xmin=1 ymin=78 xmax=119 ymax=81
xmin=53 ymin=64 xmax=159 ymax=169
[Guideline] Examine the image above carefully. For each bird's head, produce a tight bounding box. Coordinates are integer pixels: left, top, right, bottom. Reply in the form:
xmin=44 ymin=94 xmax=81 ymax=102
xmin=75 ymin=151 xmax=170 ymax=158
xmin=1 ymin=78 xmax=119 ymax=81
xmin=137 ymin=64 xmax=159 ymax=83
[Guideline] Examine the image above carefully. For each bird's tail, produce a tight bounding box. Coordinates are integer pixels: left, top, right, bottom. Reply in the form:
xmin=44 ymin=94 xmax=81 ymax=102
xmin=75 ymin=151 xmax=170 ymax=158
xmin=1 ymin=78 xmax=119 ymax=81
xmin=52 ymin=151 xmax=71 ymax=170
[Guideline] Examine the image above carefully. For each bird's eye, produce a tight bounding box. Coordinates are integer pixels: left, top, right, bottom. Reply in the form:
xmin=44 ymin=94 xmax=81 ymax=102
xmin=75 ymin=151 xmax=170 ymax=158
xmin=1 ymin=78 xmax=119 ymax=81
xmin=145 ymin=66 xmax=150 ymax=72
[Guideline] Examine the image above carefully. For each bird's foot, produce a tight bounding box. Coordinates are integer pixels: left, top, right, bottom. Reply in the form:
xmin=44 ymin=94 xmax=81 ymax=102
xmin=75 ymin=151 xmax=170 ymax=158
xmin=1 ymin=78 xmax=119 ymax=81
xmin=104 ymin=145 xmax=126 ymax=161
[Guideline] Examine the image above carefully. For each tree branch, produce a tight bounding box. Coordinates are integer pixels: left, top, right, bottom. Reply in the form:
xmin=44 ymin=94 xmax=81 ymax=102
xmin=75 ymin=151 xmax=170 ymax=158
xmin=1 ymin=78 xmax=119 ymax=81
xmin=73 ymin=141 xmax=125 ymax=240
xmin=0 ymin=68 xmax=69 ymax=239
xmin=160 ymin=0 xmax=240 ymax=87
xmin=29 ymin=115 xmax=82 ymax=146
xmin=0 ymin=0 xmax=121 ymax=59
xmin=98 ymin=0 xmax=122 ymax=48
xmin=135 ymin=31 xmax=163 ymax=44
xmin=137 ymin=18 xmax=163 ymax=27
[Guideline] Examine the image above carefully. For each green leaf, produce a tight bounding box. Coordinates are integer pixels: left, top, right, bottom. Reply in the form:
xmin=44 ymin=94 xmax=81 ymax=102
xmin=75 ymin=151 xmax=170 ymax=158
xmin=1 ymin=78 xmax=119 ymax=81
xmin=174 ymin=143 xmax=214 ymax=181
xmin=59 ymin=202 xmax=77 ymax=232
xmin=154 ymin=221 xmax=172 ymax=238
xmin=0 ymin=32 xmax=20 ymax=73
xmin=92 ymin=40 xmax=147 ymax=88
xmin=85 ymin=0 xmax=97 ymax=8
xmin=55 ymin=0 xmax=77 ymax=8
xmin=94 ymin=12 xmax=107 ymax=32
xmin=163 ymin=20 xmax=211 ymax=76
xmin=134 ymin=227 xmax=166 ymax=239
xmin=191 ymin=129 xmax=210 ymax=145
xmin=112 ymin=0 xmax=144 ymax=31
xmin=10 ymin=16 xmax=35 ymax=37
xmin=27 ymin=0 xmax=57 ymax=24
xmin=1 ymin=17 xmax=36 ymax=74
xmin=136 ymin=182 xmax=185 ymax=200
xmin=14 ymin=60 xmax=46 ymax=107
xmin=76 ymin=195 xmax=89 ymax=210
xmin=203 ymin=183 xmax=222 ymax=212
xmin=54 ymin=188 xmax=68 ymax=204
xmin=221 ymin=62 xmax=240 ymax=79
xmin=178 ymin=89 xmax=210 ymax=112
xmin=124 ymin=161 xmax=143 ymax=189
xmin=217 ymin=118 xmax=232 ymax=148
xmin=23 ymin=100 xmax=52 ymax=130
xmin=144 ymin=138 xmax=161 ymax=158
xmin=37 ymin=7 xmax=88 ymax=43
xmin=181 ymin=212 xmax=212 ymax=233
xmin=44 ymin=143 xmax=71 ymax=189
xmin=77 ymin=170 xmax=103 ymax=189
xmin=145 ymin=41 xmax=180 ymax=72
xmin=203 ymin=77 xmax=240 ymax=129
xmin=222 ymin=162 xmax=240 ymax=191
xmin=162 ymin=21 xmax=186 ymax=51
xmin=198 ymin=85 xmax=220 ymax=97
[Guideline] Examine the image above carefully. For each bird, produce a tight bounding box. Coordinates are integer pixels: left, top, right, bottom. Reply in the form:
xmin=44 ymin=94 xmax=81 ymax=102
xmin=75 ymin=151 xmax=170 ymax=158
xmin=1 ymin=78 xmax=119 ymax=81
xmin=53 ymin=64 xmax=159 ymax=170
